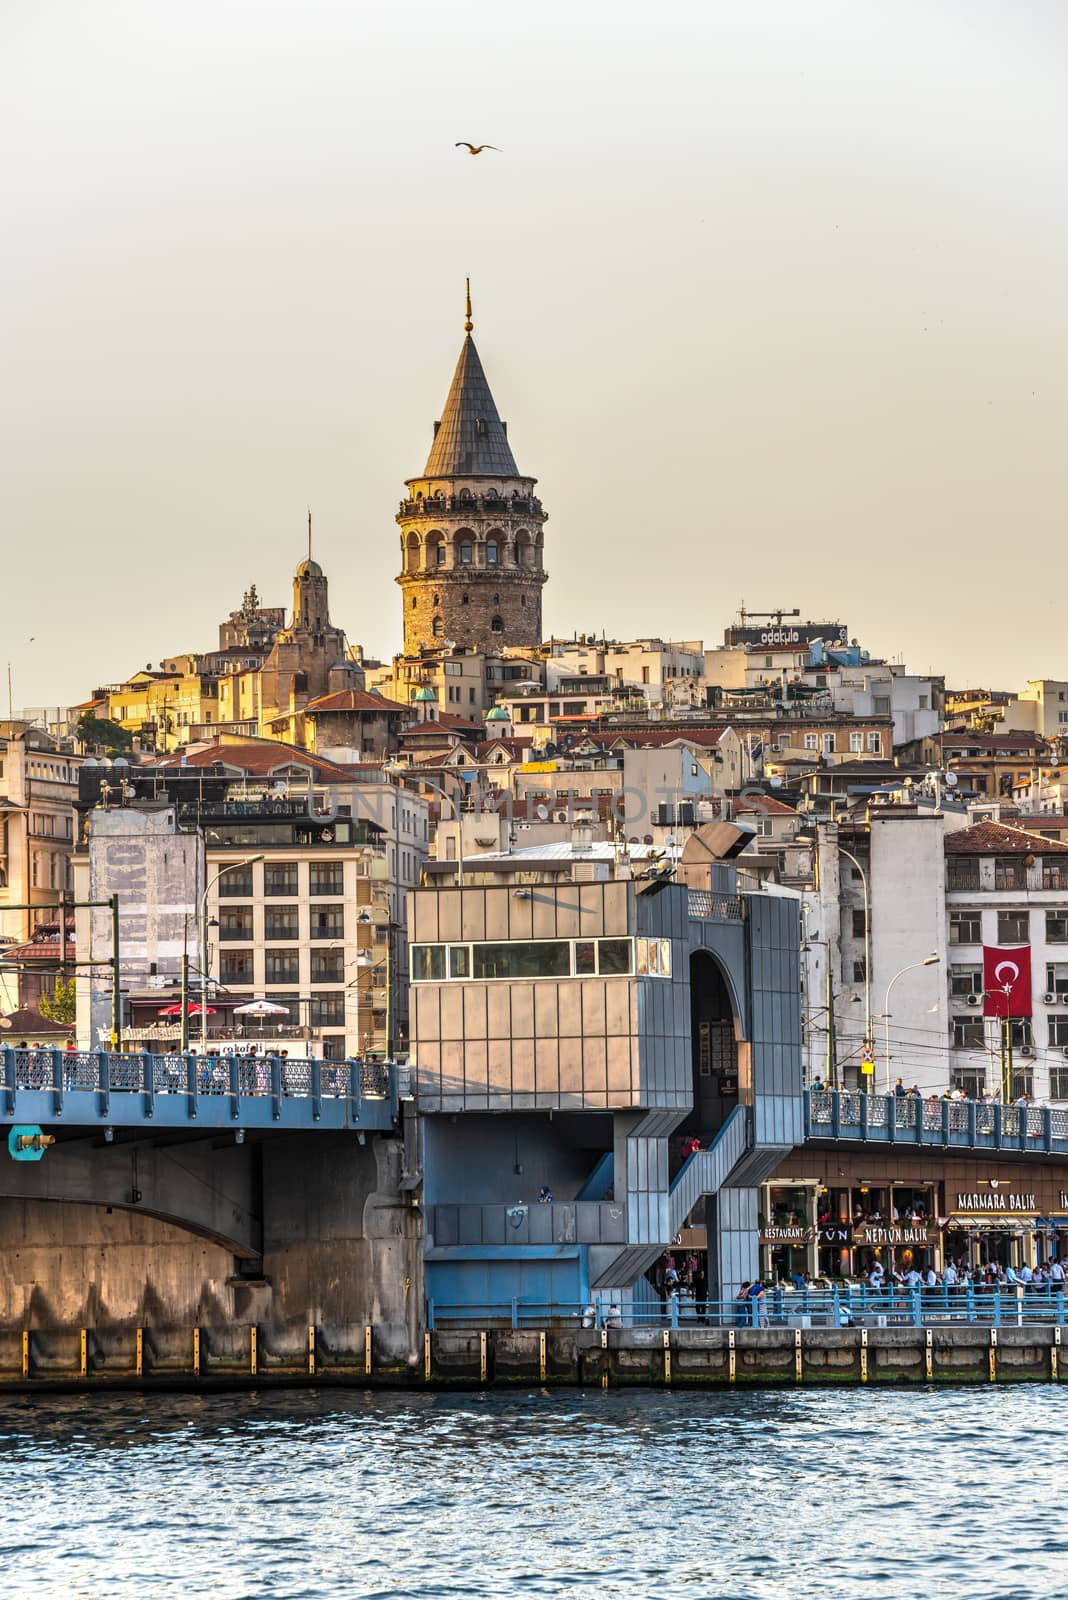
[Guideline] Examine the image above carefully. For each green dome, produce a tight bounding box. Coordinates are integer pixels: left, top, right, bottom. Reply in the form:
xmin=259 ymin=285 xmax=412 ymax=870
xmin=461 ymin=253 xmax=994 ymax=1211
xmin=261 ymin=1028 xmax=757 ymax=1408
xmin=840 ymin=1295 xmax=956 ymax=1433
xmin=486 ymin=705 xmax=509 ymax=721
xmin=413 ymin=686 xmax=437 ymax=703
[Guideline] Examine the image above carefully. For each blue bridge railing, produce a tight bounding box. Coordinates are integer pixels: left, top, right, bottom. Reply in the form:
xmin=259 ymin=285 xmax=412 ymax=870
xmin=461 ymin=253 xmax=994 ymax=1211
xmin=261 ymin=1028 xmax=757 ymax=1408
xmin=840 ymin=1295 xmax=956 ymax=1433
xmin=805 ymin=1088 xmax=1068 ymax=1155
xmin=427 ymin=1283 xmax=1068 ymax=1330
xmin=0 ymin=1046 xmax=406 ymax=1131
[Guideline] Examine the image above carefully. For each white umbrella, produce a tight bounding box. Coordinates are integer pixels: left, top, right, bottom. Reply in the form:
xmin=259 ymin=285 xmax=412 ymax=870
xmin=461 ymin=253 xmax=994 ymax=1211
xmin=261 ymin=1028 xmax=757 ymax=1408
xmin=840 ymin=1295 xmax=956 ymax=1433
xmin=233 ymin=1000 xmax=290 ymax=1016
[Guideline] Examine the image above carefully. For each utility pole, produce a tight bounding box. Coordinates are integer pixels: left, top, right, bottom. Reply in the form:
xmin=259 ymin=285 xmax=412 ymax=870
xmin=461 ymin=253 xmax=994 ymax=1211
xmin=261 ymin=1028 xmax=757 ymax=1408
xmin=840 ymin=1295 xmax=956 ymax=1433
xmin=110 ymin=893 xmax=121 ymax=1048
xmin=179 ymin=952 xmax=190 ymax=1053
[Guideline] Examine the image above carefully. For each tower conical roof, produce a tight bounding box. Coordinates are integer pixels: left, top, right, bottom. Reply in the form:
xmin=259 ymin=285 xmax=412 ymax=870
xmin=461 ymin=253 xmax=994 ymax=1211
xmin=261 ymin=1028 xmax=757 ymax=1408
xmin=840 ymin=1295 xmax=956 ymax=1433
xmin=423 ymin=335 xmax=519 ymax=478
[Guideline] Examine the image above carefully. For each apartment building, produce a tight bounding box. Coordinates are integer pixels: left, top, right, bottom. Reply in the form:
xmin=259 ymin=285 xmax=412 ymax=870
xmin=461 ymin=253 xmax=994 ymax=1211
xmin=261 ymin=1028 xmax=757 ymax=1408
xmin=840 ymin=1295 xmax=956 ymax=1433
xmin=0 ymin=722 xmax=81 ymax=942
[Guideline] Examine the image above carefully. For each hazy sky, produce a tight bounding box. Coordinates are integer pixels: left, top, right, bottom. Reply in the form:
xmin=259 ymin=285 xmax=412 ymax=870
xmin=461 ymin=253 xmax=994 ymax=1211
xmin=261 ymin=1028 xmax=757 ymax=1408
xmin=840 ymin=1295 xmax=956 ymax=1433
xmin=4 ymin=1 xmax=1067 ymax=709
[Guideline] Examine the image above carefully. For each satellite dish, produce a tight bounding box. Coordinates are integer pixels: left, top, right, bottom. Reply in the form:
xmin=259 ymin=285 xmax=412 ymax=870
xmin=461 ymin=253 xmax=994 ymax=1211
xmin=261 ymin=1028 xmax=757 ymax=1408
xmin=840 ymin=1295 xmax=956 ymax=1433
xmin=945 ymin=772 xmax=959 ymax=788
xmin=769 ymin=776 xmax=783 ymax=790
xmin=272 ymin=780 xmax=288 ymax=794
xmin=535 ymin=805 xmax=549 ymax=821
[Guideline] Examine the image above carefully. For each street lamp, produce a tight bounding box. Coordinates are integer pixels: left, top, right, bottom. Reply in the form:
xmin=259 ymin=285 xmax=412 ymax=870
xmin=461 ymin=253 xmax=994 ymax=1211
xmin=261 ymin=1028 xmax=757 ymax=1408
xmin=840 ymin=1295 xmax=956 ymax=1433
xmin=199 ymin=855 xmax=264 ymax=1052
xmin=882 ymin=953 xmax=940 ymax=1093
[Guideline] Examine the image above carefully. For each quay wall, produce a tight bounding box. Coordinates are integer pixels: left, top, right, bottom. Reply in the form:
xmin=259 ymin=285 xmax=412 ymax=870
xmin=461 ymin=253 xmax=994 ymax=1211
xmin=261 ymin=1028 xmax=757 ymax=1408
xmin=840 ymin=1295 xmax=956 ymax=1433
xmin=0 ymin=1325 xmax=1062 ymax=1391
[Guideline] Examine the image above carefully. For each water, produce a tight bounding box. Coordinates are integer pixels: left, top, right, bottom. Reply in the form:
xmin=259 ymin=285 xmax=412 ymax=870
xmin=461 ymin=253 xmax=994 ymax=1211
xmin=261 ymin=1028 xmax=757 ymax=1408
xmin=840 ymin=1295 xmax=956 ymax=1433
xmin=0 ymin=1387 xmax=1063 ymax=1599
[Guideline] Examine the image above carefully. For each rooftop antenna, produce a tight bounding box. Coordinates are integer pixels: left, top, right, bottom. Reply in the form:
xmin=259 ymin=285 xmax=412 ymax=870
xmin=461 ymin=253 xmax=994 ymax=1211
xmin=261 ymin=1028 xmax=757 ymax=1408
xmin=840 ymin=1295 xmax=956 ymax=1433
xmin=307 ymin=506 xmax=312 ymax=564
xmin=464 ymin=277 xmax=473 ymax=334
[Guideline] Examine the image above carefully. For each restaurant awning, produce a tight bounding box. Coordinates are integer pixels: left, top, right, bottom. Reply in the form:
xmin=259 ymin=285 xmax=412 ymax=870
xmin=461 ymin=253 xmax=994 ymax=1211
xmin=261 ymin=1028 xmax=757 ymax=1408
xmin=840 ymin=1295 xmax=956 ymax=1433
xmin=945 ymin=1215 xmax=1039 ymax=1232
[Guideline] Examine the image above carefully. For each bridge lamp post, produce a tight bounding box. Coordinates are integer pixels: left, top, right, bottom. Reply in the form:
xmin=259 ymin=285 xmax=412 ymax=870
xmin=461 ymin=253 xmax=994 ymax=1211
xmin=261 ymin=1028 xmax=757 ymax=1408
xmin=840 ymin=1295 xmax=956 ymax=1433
xmin=199 ymin=855 xmax=264 ymax=1053
xmin=882 ymin=954 xmax=940 ymax=1094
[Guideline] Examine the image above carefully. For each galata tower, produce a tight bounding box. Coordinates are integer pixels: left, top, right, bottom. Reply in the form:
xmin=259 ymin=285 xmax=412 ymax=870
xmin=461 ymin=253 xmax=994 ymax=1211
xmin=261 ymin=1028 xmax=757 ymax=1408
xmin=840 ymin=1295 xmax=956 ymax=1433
xmin=396 ymin=284 xmax=548 ymax=655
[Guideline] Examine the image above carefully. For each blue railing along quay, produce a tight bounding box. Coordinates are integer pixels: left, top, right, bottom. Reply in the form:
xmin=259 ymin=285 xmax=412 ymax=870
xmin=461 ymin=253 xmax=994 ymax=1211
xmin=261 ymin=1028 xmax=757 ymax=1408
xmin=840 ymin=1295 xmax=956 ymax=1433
xmin=427 ymin=1282 xmax=1068 ymax=1331
xmin=0 ymin=1046 xmax=406 ymax=1131
xmin=806 ymin=1088 xmax=1068 ymax=1155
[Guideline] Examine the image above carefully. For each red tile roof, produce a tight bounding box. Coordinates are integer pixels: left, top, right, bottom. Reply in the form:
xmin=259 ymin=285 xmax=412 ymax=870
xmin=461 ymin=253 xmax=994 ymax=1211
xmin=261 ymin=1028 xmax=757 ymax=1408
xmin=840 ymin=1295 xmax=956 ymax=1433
xmin=148 ymin=739 xmax=354 ymax=782
xmin=944 ymin=820 xmax=1068 ymax=856
xmin=304 ymin=689 xmax=410 ymax=716
xmin=734 ymin=794 xmax=799 ymax=816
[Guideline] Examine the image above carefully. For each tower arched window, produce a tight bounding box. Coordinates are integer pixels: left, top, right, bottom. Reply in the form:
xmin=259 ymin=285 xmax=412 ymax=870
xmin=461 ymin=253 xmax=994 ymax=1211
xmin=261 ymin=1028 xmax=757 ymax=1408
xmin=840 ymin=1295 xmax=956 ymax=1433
xmin=432 ymin=616 xmax=444 ymax=637
xmin=458 ymin=539 xmax=474 ymax=566
xmin=491 ymin=615 xmax=504 ymax=634
xmin=433 ymin=593 xmax=440 ymax=606
xmin=405 ymin=532 xmax=422 ymax=572
xmin=486 ymin=537 xmax=500 ymax=566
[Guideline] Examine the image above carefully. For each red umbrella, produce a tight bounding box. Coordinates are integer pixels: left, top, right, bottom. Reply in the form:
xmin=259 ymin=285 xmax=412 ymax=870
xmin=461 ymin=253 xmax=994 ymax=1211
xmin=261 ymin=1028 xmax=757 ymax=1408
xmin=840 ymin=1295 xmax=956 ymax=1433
xmin=157 ymin=1003 xmax=217 ymax=1017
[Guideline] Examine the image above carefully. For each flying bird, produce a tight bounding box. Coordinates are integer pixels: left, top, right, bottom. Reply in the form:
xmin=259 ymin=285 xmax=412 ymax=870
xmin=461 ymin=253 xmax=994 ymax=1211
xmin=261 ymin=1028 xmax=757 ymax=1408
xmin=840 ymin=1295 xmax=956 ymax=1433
xmin=456 ymin=142 xmax=500 ymax=155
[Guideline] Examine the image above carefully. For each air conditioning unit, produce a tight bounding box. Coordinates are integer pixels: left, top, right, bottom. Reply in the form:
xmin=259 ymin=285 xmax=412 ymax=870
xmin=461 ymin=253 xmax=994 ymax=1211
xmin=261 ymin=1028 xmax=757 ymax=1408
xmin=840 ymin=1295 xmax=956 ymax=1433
xmin=1020 ymin=1045 xmax=1036 ymax=1058
xmin=1062 ymin=1046 xmax=1068 ymax=1060
xmin=1044 ymin=993 xmax=1057 ymax=1004
xmin=966 ymin=994 xmax=981 ymax=1006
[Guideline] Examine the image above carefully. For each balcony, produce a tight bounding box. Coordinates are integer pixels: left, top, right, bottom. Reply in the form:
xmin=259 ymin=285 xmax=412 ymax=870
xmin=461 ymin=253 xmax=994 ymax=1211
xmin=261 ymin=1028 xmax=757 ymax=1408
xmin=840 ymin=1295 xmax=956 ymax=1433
xmin=398 ymin=495 xmax=543 ymax=519
xmin=429 ymin=1201 xmax=626 ymax=1248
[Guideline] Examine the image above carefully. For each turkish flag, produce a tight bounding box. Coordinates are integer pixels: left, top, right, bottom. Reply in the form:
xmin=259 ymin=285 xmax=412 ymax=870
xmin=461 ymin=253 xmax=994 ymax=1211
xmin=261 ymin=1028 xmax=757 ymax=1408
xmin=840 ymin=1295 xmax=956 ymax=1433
xmin=983 ymin=945 xmax=1032 ymax=1018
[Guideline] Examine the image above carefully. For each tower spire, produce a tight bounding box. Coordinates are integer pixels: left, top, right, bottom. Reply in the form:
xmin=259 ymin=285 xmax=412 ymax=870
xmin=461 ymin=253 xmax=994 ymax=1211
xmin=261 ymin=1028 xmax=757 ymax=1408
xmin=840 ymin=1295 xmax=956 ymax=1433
xmin=464 ymin=277 xmax=473 ymax=335
xmin=307 ymin=506 xmax=312 ymax=563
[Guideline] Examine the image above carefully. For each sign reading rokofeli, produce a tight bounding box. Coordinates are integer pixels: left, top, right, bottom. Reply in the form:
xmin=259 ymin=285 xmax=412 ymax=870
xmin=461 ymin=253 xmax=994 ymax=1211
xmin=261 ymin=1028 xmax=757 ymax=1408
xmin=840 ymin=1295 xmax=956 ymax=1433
xmin=955 ymin=1192 xmax=1036 ymax=1212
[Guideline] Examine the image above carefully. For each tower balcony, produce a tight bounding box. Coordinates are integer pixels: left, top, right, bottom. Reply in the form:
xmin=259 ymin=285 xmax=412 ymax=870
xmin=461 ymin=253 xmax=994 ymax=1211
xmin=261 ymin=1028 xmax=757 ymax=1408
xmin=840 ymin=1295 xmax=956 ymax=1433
xmin=398 ymin=495 xmax=544 ymax=519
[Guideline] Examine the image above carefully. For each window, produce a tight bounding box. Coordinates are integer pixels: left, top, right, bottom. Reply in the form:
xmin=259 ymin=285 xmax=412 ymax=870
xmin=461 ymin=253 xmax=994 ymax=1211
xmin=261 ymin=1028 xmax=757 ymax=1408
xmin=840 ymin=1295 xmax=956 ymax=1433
xmin=636 ymin=938 xmax=672 ymax=977
xmin=852 ymin=958 xmax=867 ymax=983
xmin=952 ymin=1017 xmax=985 ymax=1049
xmin=1008 ymin=1018 xmax=1033 ymax=1050
xmin=803 ymin=734 xmax=818 ymax=751
xmin=412 ymin=944 xmax=445 ymax=981
xmin=432 ymin=616 xmax=443 ymax=638
xmin=310 ymin=993 xmax=345 ymax=1028
xmin=491 ymin=615 xmax=503 ymax=634
xmin=1048 ymin=964 xmax=1068 ymax=997
xmin=997 ymin=910 xmax=1029 ymax=944
xmin=1043 ymin=861 xmax=1068 ymax=890
xmin=486 ymin=540 xmax=499 ymax=566
xmin=1049 ymin=1015 xmax=1068 ymax=1047
xmin=264 ymin=907 xmax=299 ymax=941
xmin=219 ymin=907 xmax=253 ymax=941
xmin=264 ymin=862 xmax=298 ymax=897
xmin=851 ymin=909 xmax=867 ymax=938
xmin=220 ymin=950 xmax=253 ymax=983
xmin=575 ymin=940 xmax=596 ymax=975
xmin=849 ymin=732 xmax=863 ymax=753
xmin=949 ymin=965 xmax=983 ymax=998
xmin=265 ymin=993 xmax=300 ymax=1024
xmin=311 ymin=905 xmax=344 ymax=940
xmin=448 ymin=945 xmax=470 ymax=979
xmin=951 ymin=1066 xmax=986 ymax=1098
xmin=822 ymin=734 xmax=835 ymax=755
xmin=265 ymin=948 xmax=299 ymax=983
xmin=1050 ymin=1066 xmax=1068 ymax=1099
xmin=309 ymin=862 xmax=344 ymax=896
xmin=218 ymin=865 xmax=254 ymax=897
xmin=947 ymin=859 xmax=980 ymax=891
xmin=311 ymin=949 xmax=344 ymax=983
xmin=1048 ymin=912 xmax=1068 ymax=944
xmin=474 ymin=942 xmax=571 ymax=980
xmin=1010 ymin=1069 xmax=1034 ymax=1099
xmin=950 ymin=912 xmax=982 ymax=944
xmin=994 ymin=858 xmax=1026 ymax=891
xmin=458 ymin=539 xmax=473 ymax=565
xmin=867 ymin=732 xmax=882 ymax=754
xmin=598 ymin=939 xmax=633 ymax=975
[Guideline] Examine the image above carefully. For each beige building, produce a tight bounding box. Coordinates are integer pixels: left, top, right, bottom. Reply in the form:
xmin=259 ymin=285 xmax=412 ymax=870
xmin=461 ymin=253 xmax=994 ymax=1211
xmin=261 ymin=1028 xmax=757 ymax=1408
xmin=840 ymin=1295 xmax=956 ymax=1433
xmin=0 ymin=722 xmax=81 ymax=941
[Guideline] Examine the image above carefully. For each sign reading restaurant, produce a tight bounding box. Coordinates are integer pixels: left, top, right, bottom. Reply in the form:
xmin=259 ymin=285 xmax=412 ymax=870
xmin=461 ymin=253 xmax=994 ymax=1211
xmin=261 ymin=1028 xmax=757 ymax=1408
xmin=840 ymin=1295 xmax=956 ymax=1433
xmin=956 ymin=1192 xmax=1037 ymax=1212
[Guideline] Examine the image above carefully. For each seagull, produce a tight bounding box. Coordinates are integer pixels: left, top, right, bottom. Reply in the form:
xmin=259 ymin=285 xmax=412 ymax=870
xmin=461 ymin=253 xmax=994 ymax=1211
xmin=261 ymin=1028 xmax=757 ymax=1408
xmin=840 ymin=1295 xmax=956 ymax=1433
xmin=456 ymin=142 xmax=501 ymax=155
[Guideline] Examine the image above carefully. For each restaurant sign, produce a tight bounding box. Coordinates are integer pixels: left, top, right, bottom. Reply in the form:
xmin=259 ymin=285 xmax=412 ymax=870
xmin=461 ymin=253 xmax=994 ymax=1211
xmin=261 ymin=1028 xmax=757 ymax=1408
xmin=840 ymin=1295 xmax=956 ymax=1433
xmin=955 ymin=1192 xmax=1036 ymax=1212
xmin=853 ymin=1224 xmax=933 ymax=1248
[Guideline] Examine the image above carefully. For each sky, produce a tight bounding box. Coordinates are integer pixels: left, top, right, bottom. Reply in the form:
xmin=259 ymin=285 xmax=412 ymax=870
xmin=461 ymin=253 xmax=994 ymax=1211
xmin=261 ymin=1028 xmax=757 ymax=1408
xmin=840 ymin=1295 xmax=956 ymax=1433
xmin=3 ymin=0 xmax=1068 ymax=710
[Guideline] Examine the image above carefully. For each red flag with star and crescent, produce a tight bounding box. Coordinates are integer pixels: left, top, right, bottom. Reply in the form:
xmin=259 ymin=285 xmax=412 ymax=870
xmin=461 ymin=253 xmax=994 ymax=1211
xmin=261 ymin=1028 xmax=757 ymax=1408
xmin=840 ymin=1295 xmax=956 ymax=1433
xmin=983 ymin=946 xmax=1032 ymax=1018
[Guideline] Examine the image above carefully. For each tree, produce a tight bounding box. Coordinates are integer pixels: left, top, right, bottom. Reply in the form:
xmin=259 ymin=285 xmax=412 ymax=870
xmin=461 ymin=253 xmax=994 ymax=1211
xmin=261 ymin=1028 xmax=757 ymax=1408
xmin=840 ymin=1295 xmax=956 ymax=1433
xmin=39 ymin=977 xmax=77 ymax=1025
xmin=76 ymin=713 xmax=133 ymax=754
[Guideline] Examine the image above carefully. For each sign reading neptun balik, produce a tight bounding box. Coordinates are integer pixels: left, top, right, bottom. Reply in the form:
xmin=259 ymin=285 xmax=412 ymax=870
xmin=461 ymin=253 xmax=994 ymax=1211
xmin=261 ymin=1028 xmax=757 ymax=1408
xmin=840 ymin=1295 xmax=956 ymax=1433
xmin=955 ymin=1192 xmax=1037 ymax=1212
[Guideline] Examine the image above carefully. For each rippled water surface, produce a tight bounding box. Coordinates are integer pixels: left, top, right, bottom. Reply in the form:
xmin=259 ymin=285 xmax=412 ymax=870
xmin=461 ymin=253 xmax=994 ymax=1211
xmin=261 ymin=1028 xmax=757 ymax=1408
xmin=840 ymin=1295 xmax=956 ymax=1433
xmin=0 ymin=1386 xmax=1064 ymax=1598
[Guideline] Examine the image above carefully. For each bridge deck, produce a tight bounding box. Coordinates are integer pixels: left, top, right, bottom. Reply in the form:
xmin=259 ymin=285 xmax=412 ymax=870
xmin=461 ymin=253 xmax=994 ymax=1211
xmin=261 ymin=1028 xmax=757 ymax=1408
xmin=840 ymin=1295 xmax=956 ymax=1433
xmin=806 ymin=1089 xmax=1068 ymax=1158
xmin=0 ymin=1048 xmax=402 ymax=1132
